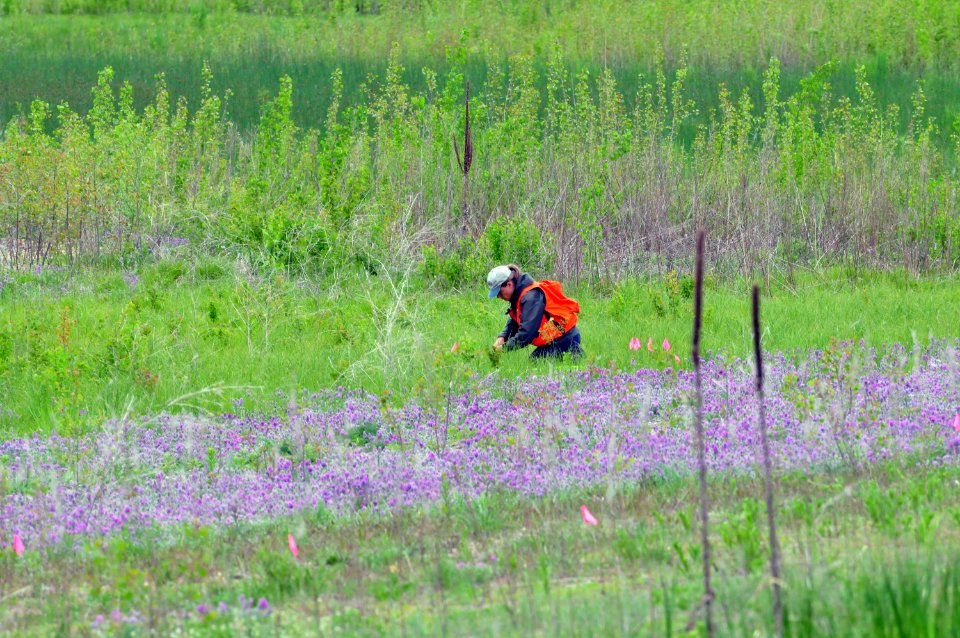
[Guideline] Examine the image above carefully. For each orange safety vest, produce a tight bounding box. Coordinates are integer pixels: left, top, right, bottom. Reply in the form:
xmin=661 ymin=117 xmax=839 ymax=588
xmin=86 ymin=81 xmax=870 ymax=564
xmin=508 ymin=280 xmax=580 ymax=346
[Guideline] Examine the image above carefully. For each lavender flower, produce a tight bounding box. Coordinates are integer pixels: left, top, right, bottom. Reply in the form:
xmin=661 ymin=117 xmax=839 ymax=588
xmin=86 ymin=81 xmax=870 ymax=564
xmin=0 ymin=340 xmax=957 ymax=550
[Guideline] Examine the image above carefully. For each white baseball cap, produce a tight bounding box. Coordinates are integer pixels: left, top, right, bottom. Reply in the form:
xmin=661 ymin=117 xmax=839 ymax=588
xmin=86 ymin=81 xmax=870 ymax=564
xmin=486 ymin=265 xmax=512 ymax=298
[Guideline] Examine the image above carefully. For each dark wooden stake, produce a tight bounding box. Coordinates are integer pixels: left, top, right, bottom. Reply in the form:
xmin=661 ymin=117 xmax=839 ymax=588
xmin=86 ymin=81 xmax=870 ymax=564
xmin=753 ymin=284 xmax=783 ymax=637
xmin=692 ymin=229 xmax=714 ymax=637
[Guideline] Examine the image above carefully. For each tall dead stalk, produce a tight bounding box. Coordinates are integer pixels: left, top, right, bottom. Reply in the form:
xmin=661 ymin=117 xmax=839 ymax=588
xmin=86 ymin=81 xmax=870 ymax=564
xmin=691 ymin=229 xmax=714 ymax=636
xmin=453 ymin=80 xmax=473 ymax=225
xmin=753 ymin=284 xmax=783 ymax=637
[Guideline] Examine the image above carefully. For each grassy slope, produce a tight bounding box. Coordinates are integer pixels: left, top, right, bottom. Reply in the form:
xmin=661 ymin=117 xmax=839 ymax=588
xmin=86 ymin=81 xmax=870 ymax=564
xmin=1 ymin=264 xmax=958 ymax=437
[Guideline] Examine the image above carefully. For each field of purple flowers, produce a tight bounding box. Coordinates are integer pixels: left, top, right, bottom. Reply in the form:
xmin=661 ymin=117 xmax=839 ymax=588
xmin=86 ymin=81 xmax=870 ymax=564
xmin=3 ymin=339 xmax=957 ymax=550
xmin=3 ymin=339 xmax=960 ymax=635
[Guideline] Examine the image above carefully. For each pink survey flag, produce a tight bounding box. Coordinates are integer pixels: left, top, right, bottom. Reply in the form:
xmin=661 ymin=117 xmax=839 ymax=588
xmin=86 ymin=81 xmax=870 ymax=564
xmin=647 ymin=337 xmax=654 ymax=352
xmin=954 ymin=413 xmax=960 ymax=433
xmin=629 ymin=337 xmax=641 ymax=351
xmin=287 ymin=534 xmax=299 ymax=559
xmin=13 ymin=533 xmax=24 ymax=557
xmin=662 ymin=338 xmax=671 ymax=351
xmin=580 ymin=505 xmax=599 ymax=526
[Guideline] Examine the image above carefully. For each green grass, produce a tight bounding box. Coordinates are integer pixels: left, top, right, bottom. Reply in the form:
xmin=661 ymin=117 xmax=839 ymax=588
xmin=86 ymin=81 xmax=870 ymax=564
xmin=1 ymin=262 xmax=958 ymax=437
xmin=5 ymin=464 xmax=960 ymax=636
xmin=3 ymin=10 xmax=960 ymax=141
xmin=5 ymin=1 xmax=960 ymax=72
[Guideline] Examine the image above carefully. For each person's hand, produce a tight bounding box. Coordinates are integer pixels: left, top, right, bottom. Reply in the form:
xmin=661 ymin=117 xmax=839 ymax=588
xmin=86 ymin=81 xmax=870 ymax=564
xmin=493 ymin=337 xmax=505 ymax=351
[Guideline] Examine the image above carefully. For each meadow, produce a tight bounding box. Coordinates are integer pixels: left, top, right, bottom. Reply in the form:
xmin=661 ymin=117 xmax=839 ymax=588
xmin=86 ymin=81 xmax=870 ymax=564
xmin=3 ymin=2 xmax=960 ymax=636
xmin=1 ymin=263 xmax=959 ymax=438
xmin=3 ymin=336 xmax=960 ymax=635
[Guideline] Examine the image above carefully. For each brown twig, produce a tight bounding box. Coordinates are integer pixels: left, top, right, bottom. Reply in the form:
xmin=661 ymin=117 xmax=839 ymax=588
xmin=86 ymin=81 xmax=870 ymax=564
xmin=753 ymin=284 xmax=783 ymax=637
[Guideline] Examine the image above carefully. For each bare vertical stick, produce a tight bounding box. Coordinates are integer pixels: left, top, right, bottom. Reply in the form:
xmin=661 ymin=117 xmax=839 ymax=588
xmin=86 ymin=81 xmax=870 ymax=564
xmin=753 ymin=285 xmax=783 ymax=637
xmin=691 ymin=229 xmax=714 ymax=636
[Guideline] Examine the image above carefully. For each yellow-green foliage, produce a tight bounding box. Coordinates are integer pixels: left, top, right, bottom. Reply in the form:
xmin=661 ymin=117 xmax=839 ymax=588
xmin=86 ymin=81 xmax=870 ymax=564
xmin=2 ymin=53 xmax=959 ymax=280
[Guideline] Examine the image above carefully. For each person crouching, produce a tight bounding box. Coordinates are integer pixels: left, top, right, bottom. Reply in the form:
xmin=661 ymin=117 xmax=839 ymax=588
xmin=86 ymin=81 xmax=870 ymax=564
xmin=486 ymin=264 xmax=583 ymax=359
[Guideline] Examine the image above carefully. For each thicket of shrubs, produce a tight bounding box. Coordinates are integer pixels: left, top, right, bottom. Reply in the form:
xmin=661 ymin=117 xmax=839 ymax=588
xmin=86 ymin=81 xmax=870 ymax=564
xmin=2 ymin=46 xmax=958 ymax=285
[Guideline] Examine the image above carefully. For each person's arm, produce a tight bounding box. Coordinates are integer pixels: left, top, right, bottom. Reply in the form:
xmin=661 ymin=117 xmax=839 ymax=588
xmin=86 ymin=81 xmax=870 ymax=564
xmin=499 ymin=316 xmax=518 ymax=341
xmin=503 ymin=289 xmax=546 ymax=350
xmin=494 ymin=315 xmax=517 ymax=349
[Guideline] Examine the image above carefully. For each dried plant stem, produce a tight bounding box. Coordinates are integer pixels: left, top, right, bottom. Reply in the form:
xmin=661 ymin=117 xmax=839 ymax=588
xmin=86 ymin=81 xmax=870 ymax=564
xmin=454 ymin=80 xmax=473 ymax=225
xmin=753 ymin=284 xmax=783 ymax=637
xmin=691 ymin=229 xmax=714 ymax=636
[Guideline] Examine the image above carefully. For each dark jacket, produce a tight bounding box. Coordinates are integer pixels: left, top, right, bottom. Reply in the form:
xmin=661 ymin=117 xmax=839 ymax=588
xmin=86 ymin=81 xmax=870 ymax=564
xmin=498 ymin=273 xmax=547 ymax=351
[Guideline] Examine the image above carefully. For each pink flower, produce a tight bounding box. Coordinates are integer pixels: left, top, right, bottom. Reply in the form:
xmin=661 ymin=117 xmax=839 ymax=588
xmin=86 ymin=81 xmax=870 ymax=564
xmin=287 ymin=534 xmax=299 ymax=559
xmin=662 ymin=338 xmax=671 ymax=351
xmin=450 ymin=341 xmax=460 ymax=354
xmin=628 ymin=337 xmax=640 ymax=351
xmin=580 ymin=505 xmax=599 ymax=526
xmin=13 ymin=533 xmax=24 ymax=557
xmin=647 ymin=337 xmax=654 ymax=352
xmin=674 ymin=354 xmax=681 ymax=364
xmin=954 ymin=413 xmax=960 ymax=433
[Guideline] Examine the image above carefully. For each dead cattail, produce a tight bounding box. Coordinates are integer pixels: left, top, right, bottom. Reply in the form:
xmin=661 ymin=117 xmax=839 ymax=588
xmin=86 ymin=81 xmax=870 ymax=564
xmin=691 ymin=229 xmax=714 ymax=637
xmin=453 ymin=81 xmax=472 ymax=177
xmin=452 ymin=80 xmax=472 ymax=224
xmin=463 ymin=81 xmax=472 ymax=176
xmin=753 ymin=284 xmax=783 ymax=637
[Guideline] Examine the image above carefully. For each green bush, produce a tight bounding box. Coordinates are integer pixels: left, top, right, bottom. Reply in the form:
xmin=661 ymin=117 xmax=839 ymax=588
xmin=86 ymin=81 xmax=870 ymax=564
xmin=193 ymin=255 xmax=233 ymax=281
xmin=142 ymin=258 xmax=188 ymax=288
xmin=486 ymin=215 xmax=554 ymax=276
xmin=420 ymin=237 xmax=490 ymax=290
